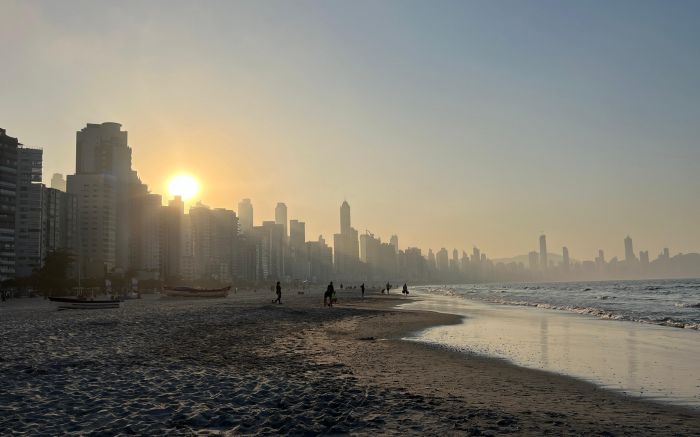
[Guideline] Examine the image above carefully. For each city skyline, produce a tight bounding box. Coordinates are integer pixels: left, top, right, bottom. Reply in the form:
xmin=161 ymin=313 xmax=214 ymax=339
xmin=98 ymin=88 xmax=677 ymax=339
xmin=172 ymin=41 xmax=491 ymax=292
xmin=2 ymin=1 xmax=699 ymax=259
xmin=3 ymin=122 xmax=696 ymax=268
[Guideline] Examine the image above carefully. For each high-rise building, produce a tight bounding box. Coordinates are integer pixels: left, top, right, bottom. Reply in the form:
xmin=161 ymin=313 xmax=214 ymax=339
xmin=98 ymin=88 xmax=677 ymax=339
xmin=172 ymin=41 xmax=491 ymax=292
xmin=539 ymin=234 xmax=547 ymax=271
xmin=436 ymin=248 xmax=449 ymax=271
xmin=359 ymin=232 xmax=381 ymax=267
xmin=340 ymin=200 xmax=351 ymax=234
xmin=528 ymin=251 xmax=539 ymax=271
xmin=43 ymin=187 xmax=77 ymax=256
xmin=238 ymin=198 xmax=253 ymax=234
xmin=333 ymin=201 xmax=359 ymax=277
xmin=288 ymin=219 xmax=307 ymax=279
xmin=450 ymin=249 xmax=459 ymax=271
xmin=15 ymin=147 xmax=44 ymax=277
xmin=179 ymin=214 xmax=195 ymax=281
xmin=275 ymin=202 xmax=288 ymax=238
xmin=50 ymin=173 xmax=66 ymax=192
xmin=389 ymin=235 xmax=398 ymax=253
xmin=129 ymin=183 xmax=162 ymax=279
xmin=427 ymin=249 xmax=436 ymax=270
xmin=68 ymin=122 xmax=135 ymax=277
xmin=307 ymin=235 xmax=333 ymax=282
xmin=160 ymin=196 xmax=184 ymax=281
xmin=403 ymin=247 xmax=425 ymax=282
xmin=595 ymin=249 xmax=606 ymax=270
xmin=562 ymin=246 xmax=570 ymax=272
xmin=471 ymin=247 xmax=481 ymax=264
xmin=253 ymin=221 xmax=285 ymax=281
xmin=189 ymin=202 xmax=238 ymax=282
xmin=639 ymin=250 xmax=649 ymax=265
xmin=0 ymin=128 xmax=18 ymax=281
xmin=624 ymin=236 xmax=635 ymax=263
xmin=289 ymin=220 xmax=305 ymax=249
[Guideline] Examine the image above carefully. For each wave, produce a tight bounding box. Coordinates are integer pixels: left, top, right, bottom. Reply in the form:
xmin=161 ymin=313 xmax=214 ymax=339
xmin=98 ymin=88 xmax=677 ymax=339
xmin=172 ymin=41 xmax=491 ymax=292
xmin=675 ymin=302 xmax=700 ymax=309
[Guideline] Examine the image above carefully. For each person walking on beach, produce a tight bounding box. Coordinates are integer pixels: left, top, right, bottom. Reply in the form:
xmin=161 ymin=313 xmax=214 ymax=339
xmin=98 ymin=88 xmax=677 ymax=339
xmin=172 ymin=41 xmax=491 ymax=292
xmin=324 ymin=282 xmax=335 ymax=307
xmin=402 ymin=283 xmax=409 ymax=296
xmin=275 ymin=281 xmax=282 ymax=304
xmin=386 ymin=282 xmax=391 ymax=295
xmin=361 ymin=283 xmax=365 ymax=298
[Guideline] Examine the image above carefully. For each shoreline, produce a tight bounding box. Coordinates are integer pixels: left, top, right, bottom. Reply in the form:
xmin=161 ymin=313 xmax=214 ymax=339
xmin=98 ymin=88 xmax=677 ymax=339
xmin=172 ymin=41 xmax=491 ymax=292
xmin=1 ymin=290 xmax=699 ymax=435
xmin=396 ymin=292 xmax=700 ymax=408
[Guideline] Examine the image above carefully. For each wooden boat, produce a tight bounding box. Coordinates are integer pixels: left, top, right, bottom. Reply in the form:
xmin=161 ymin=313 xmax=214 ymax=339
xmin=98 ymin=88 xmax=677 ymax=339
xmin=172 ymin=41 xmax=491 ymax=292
xmin=161 ymin=285 xmax=230 ymax=298
xmin=49 ymin=296 xmax=120 ymax=310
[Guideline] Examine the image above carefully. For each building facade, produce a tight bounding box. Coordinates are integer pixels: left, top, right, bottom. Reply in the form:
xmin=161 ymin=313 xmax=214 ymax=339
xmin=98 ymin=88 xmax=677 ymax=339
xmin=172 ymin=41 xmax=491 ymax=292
xmin=0 ymin=128 xmax=18 ymax=281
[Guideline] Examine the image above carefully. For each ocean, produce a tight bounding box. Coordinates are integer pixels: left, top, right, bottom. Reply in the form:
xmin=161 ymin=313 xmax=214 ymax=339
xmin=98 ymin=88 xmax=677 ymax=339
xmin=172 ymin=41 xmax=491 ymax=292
xmin=415 ymin=278 xmax=700 ymax=330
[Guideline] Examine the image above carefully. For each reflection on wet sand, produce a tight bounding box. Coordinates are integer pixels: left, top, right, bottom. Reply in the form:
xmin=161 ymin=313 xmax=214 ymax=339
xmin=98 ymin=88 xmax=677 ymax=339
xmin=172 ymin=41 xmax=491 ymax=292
xmin=401 ymin=295 xmax=700 ymax=407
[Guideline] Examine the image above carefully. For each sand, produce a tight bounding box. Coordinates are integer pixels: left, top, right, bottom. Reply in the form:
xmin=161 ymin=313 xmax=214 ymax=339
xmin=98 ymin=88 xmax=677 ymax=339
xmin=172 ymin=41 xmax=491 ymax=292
xmin=1 ymin=290 xmax=699 ymax=435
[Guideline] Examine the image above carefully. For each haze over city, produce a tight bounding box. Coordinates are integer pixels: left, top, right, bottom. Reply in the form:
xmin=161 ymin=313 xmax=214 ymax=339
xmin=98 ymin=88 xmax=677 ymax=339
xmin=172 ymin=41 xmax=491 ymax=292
xmin=2 ymin=0 xmax=699 ymax=260
xmin=3 ymin=2 xmax=700 ymax=436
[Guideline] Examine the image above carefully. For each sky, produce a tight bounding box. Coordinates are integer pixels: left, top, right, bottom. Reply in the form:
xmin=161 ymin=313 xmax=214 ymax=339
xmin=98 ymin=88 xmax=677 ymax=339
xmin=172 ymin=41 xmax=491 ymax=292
xmin=1 ymin=0 xmax=699 ymax=260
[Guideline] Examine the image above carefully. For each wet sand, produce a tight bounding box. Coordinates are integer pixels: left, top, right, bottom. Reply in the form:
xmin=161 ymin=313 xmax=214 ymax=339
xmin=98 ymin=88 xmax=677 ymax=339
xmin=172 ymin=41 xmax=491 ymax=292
xmin=400 ymin=294 xmax=700 ymax=407
xmin=1 ymin=290 xmax=699 ymax=435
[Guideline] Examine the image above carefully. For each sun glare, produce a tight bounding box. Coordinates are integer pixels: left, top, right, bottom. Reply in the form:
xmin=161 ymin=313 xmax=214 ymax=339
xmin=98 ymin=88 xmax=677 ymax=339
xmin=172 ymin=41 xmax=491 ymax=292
xmin=168 ymin=174 xmax=199 ymax=201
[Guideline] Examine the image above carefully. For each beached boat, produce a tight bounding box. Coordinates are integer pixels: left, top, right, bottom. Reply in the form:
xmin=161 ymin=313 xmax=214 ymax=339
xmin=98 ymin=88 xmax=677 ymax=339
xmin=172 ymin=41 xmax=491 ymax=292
xmin=161 ymin=286 xmax=230 ymax=298
xmin=49 ymin=297 xmax=121 ymax=310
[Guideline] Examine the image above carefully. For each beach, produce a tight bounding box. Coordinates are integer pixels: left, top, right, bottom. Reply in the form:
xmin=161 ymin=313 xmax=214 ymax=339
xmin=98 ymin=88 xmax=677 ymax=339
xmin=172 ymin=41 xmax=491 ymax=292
xmin=1 ymin=289 xmax=699 ymax=435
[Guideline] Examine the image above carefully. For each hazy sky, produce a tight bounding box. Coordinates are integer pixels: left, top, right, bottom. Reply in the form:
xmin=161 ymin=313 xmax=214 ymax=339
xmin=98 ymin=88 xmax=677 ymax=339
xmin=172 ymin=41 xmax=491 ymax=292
xmin=1 ymin=0 xmax=699 ymax=259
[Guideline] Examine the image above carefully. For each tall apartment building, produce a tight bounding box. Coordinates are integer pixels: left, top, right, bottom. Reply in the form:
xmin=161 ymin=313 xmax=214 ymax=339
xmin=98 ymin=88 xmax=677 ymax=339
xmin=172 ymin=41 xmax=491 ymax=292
xmin=43 ymin=187 xmax=77 ymax=255
xmin=0 ymin=128 xmax=18 ymax=281
xmin=189 ymin=203 xmax=238 ymax=282
xmin=160 ymin=196 xmax=184 ymax=282
xmin=15 ymin=147 xmax=45 ymax=277
xmin=68 ymin=122 xmax=139 ymax=278
xmin=130 ymin=182 xmax=162 ymax=279
xmin=238 ymin=198 xmax=253 ymax=234
xmin=252 ymin=221 xmax=285 ymax=281
xmin=333 ymin=201 xmax=359 ymax=278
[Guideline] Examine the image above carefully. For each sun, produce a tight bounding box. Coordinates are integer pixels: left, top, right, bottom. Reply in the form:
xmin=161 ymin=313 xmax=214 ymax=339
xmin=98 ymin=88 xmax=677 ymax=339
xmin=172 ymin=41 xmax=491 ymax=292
xmin=168 ymin=174 xmax=199 ymax=201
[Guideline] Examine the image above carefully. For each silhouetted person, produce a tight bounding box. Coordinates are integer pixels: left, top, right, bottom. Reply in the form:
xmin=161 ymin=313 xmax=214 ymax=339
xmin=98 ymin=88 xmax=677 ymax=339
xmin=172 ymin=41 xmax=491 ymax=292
xmin=386 ymin=282 xmax=391 ymax=295
xmin=324 ymin=282 xmax=335 ymax=307
xmin=402 ymin=283 xmax=409 ymax=296
xmin=275 ymin=281 xmax=282 ymax=304
xmin=361 ymin=283 xmax=365 ymax=298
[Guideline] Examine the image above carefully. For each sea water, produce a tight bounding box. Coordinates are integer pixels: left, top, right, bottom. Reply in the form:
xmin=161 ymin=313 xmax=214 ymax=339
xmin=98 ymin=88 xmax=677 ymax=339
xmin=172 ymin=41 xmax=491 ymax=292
xmin=417 ymin=278 xmax=700 ymax=330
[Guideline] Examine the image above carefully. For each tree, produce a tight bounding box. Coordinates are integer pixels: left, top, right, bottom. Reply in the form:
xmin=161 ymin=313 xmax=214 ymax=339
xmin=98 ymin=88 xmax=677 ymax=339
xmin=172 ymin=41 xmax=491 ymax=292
xmin=32 ymin=250 xmax=75 ymax=297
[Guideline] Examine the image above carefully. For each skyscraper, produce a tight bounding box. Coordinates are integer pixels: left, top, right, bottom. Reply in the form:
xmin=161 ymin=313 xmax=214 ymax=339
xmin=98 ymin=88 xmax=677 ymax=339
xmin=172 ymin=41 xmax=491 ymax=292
xmin=50 ymin=173 xmax=66 ymax=192
xmin=289 ymin=219 xmax=305 ymax=249
xmin=129 ymin=184 xmax=162 ymax=278
xmin=238 ymin=198 xmax=253 ymax=234
xmin=340 ymin=200 xmax=351 ymax=234
xmin=275 ymin=202 xmax=288 ymax=238
xmin=539 ymin=234 xmax=547 ymax=270
xmin=160 ymin=196 xmax=184 ymax=281
xmin=15 ymin=147 xmax=44 ymax=277
xmin=528 ymin=251 xmax=539 ymax=271
xmin=436 ymin=248 xmax=449 ymax=271
xmin=68 ymin=122 xmax=135 ymax=277
xmin=624 ymin=235 xmax=635 ymax=263
xmin=288 ymin=219 xmax=307 ymax=279
xmin=333 ymin=201 xmax=359 ymax=277
xmin=389 ymin=235 xmax=399 ymax=253
xmin=562 ymin=246 xmax=570 ymax=272
xmin=43 ymin=187 xmax=77 ymax=256
xmin=0 ymin=128 xmax=18 ymax=281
